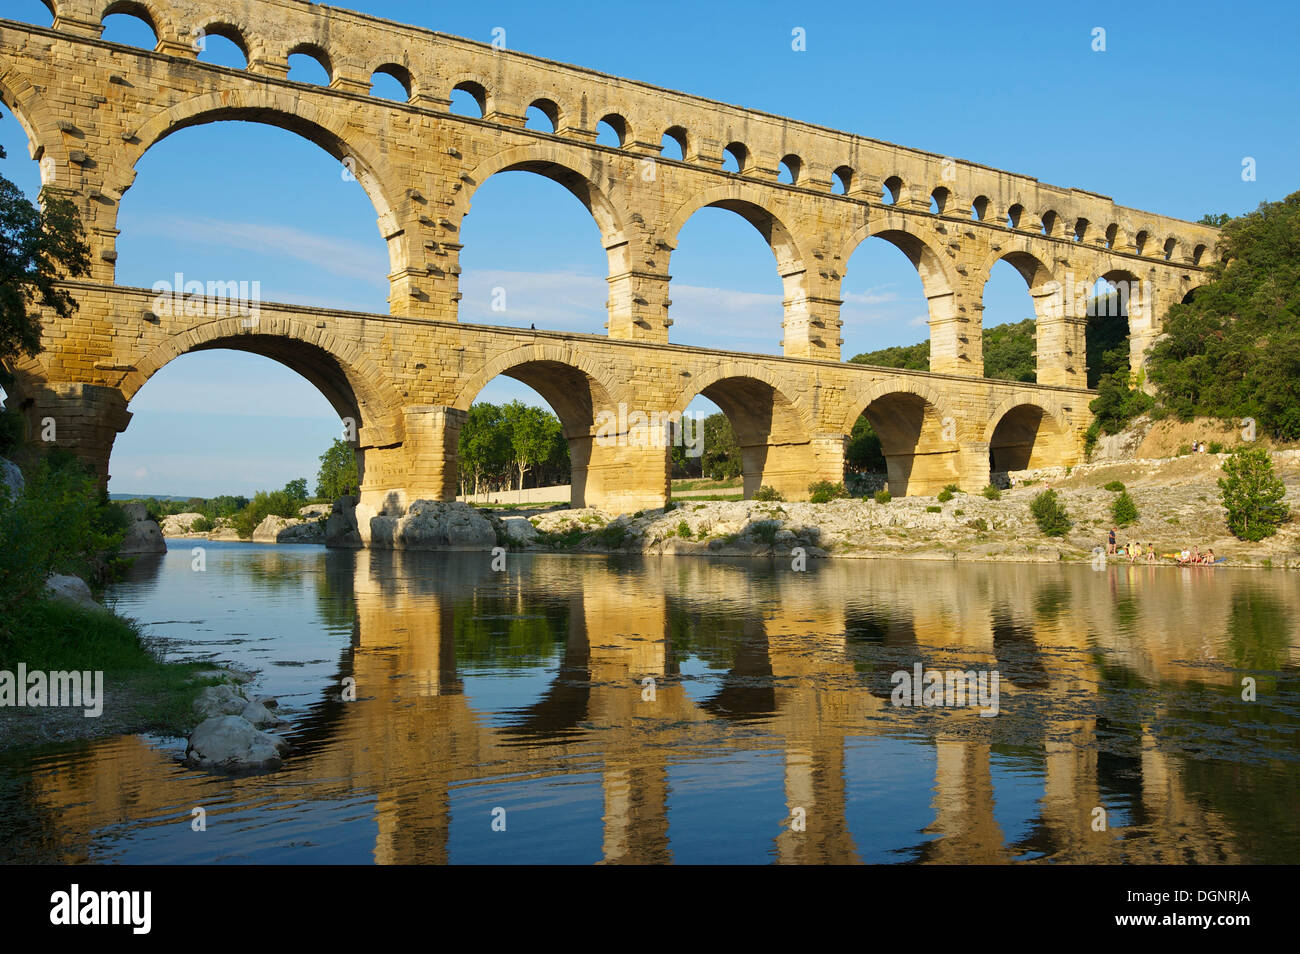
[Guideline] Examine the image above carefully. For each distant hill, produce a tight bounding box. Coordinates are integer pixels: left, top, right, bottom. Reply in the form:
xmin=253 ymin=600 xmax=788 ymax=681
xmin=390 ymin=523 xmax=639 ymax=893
xmin=849 ymin=318 xmax=1037 ymax=383
xmin=109 ymin=493 xmax=194 ymax=501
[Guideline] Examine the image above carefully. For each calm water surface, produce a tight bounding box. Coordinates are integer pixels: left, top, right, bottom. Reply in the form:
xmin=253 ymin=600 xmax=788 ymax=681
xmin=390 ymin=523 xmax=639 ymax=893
xmin=1 ymin=541 xmax=1297 ymax=864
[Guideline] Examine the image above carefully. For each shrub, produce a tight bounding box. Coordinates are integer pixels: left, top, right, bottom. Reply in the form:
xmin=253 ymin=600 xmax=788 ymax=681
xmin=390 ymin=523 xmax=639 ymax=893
xmin=676 ymin=520 xmax=691 ymax=538
xmin=1208 ymin=441 xmax=1224 ymax=454
xmin=937 ymin=483 xmax=960 ymax=503
xmin=1177 ymin=443 xmax=1192 ymax=456
xmin=753 ymin=520 xmax=780 ymax=545
xmin=598 ymin=522 xmax=629 ymax=548
xmin=926 ymin=505 xmax=942 ymax=513
xmin=1219 ymin=447 xmax=1290 ymax=541
xmin=1029 ymin=489 xmax=1072 ymax=537
xmin=190 ymin=515 xmax=215 ymax=533
xmin=1103 ymin=480 xmax=1126 ymax=493
xmin=0 ymin=407 xmax=25 ymax=456
xmin=874 ymin=489 xmax=892 ymax=504
xmin=1111 ymin=490 xmax=1139 ymax=526
xmin=968 ymin=517 xmax=989 ymax=532
xmin=982 ymin=485 xmax=1002 ymax=500
xmin=808 ymin=480 xmax=848 ymax=504
xmin=753 ymin=485 xmax=785 ymax=502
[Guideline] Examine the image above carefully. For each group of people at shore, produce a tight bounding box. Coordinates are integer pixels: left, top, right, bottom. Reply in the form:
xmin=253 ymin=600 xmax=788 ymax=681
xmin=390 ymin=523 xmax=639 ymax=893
xmin=1106 ymin=528 xmax=1219 ymax=565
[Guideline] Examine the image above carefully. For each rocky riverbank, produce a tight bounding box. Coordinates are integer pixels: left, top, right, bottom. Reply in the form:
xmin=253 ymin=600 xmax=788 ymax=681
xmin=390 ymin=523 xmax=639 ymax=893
xmin=316 ymin=448 xmax=1300 ymax=568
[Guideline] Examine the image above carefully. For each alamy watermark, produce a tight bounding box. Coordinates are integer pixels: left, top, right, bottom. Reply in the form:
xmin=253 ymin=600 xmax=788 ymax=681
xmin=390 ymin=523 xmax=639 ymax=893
xmin=0 ymin=665 xmax=104 ymax=717
xmin=151 ymin=272 xmax=262 ymax=326
xmin=890 ymin=663 xmax=999 ymax=716
xmin=594 ymin=404 xmax=704 ymax=457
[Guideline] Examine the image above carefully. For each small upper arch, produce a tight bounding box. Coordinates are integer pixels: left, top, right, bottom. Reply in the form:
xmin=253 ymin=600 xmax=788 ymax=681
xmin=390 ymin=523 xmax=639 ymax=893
xmin=369 ymin=62 xmax=414 ymax=102
xmin=286 ymin=41 xmax=333 ymax=85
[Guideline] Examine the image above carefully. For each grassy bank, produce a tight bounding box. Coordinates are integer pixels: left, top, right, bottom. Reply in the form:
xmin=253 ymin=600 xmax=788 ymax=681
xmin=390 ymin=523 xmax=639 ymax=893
xmin=0 ymin=598 xmax=212 ymax=752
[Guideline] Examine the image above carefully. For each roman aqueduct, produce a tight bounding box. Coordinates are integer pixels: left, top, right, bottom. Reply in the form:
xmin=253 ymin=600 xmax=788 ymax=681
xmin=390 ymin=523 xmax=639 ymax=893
xmin=0 ymin=0 xmax=1219 ymax=523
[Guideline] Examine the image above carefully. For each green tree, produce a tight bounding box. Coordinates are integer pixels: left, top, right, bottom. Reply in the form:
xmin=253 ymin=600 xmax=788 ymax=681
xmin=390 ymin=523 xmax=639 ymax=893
xmin=982 ymin=318 xmax=1037 ymax=383
xmin=1029 ymin=488 xmax=1072 ymax=537
xmin=1218 ymin=447 xmax=1289 ymax=541
xmin=849 ymin=340 xmax=929 ymax=370
xmin=846 ymin=415 xmax=885 ymax=471
xmin=1111 ymin=490 xmax=1139 ymax=526
xmin=702 ymin=413 xmax=741 ymax=480
xmin=1148 ymin=193 xmax=1300 ymax=440
xmin=504 ymin=400 xmax=563 ymax=490
xmin=0 ymin=141 xmax=92 ymax=368
xmin=283 ymin=477 xmax=308 ymax=502
xmin=316 ymin=438 xmax=359 ymax=500
xmin=458 ymin=402 xmax=512 ymax=495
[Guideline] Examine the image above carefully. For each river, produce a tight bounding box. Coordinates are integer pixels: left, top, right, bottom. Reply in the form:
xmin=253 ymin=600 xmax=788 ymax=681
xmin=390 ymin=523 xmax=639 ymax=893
xmin=1 ymin=541 xmax=1296 ymax=864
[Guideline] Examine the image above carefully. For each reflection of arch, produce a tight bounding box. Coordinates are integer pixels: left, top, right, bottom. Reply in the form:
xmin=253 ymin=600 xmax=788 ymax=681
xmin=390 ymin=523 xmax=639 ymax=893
xmin=666 ymin=185 xmax=802 ymax=270
xmin=123 ymin=316 xmax=406 ymax=447
xmin=984 ymin=399 xmax=1072 ymax=472
xmin=111 ymin=89 xmax=404 ymax=272
xmin=843 ymin=380 xmax=959 ymax=496
xmin=461 ymin=144 xmax=627 ymax=241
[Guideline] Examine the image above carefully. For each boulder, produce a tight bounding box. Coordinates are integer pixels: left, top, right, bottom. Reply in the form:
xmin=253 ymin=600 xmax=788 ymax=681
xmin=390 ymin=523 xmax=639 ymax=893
xmin=160 ymin=512 xmax=204 ymax=535
xmin=118 ymin=502 xmax=167 ymax=554
xmin=252 ymin=514 xmax=325 ymax=544
xmin=240 ymin=699 xmax=282 ymax=727
xmin=325 ymin=497 xmax=362 ymax=549
xmin=298 ymin=502 xmax=331 ymax=519
xmin=193 ymin=683 xmax=249 ymax=719
xmin=44 ymin=573 xmax=98 ymax=609
xmin=185 ymin=715 xmax=290 ymax=771
xmin=1 ymin=457 xmax=23 ymax=498
xmin=367 ymin=500 xmax=496 ymax=550
xmin=501 ymin=516 xmax=539 ymax=545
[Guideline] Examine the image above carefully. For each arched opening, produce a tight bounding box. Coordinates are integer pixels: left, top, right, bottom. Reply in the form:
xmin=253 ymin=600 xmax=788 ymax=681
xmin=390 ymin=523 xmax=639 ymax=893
xmin=1192 ymin=243 xmax=1207 ymax=266
xmin=1006 ymin=203 xmax=1023 ymax=229
xmin=778 ymin=154 xmax=801 ymax=185
xmin=1073 ymin=218 xmax=1089 ymax=243
xmin=195 ymin=24 xmax=248 ymax=69
xmin=450 ymin=81 xmax=486 ymax=117
xmin=1086 ymin=271 xmax=1137 ymax=388
xmin=1163 ymin=236 xmax=1177 ymax=261
xmin=100 ymin=2 xmax=158 ymax=49
xmin=457 ymin=165 xmax=609 ymax=333
xmin=8 ymin=1 xmax=55 ymax=26
xmin=832 ymin=166 xmax=853 ymax=195
xmin=287 ymin=45 xmax=332 ymax=86
xmin=455 ymin=377 xmax=570 ymax=504
xmin=1040 ymin=210 xmax=1058 ymax=237
xmin=660 ymin=126 xmax=688 ymax=161
xmin=988 ymin=404 xmax=1069 ymax=475
xmin=982 ymin=253 xmax=1049 ymax=384
xmin=971 ymin=195 xmax=989 ymax=221
xmin=116 ymin=120 xmax=392 ymax=312
xmin=674 ymin=376 xmax=810 ymax=501
xmin=525 ymin=99 xmax=560 ymax=133
xmin=882 ymin=176 xmax=903 ymax=205
xmin=111 ymin=346 xmax=367 ymax=508
xmin=840 ymin=231 xmax=951 ymax=369
xmin=1134 ymin=230 xmax=1149 ymax=256
xmin=0 ymin=102 xmax=44 ymax=201
xmin=722 ymin=142 xmax=747 ymax=174
xmin=930 ymin=187 xmax=950 ymax=215
xmin=1104 ymin=223 xmax=1118 ymax=250
xmin=846 ymin=392 xmax=958 ymax=497
xmin=596 ymin=114 xmax=627 ymax=148
xmin=370 ymin=64 xmax=412 ymax=102
xmin=457 ymin=360 xmax=615 ymax=510
xmin=668 ymin=201 xmax=792 ymax=355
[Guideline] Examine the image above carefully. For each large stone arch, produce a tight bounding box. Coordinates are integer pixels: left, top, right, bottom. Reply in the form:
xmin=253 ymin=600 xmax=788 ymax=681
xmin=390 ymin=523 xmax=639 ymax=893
xmin=671 ymin=360 xmax=814 ymax=500
xmin=458 ymin=142 xmax=629 ymax=242
xmin=103 ymin=87 xmax=408 ymax=278
xmin=453 ymin=342 xmax=635 ymax=509
xmin=983 ymin=396 xmax=1075 ymax=473
xmin=664 ymin=183 xmax=804 ymax=271
xmin=0 ymin=70 xmax=68 ymax=186
xmin=123 ymin=315 xmax=406 ymax=450
xmin=843 ymin=379 xmax=961 ymax=497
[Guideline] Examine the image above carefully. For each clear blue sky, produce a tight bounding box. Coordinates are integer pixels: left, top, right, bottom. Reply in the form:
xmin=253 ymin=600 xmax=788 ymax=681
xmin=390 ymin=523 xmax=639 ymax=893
xmin=2 ymin=0 xmax=1297 ymax=495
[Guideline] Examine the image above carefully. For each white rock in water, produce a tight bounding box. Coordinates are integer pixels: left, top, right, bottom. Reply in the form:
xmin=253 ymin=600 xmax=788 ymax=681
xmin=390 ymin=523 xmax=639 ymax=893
xmin=1 ymin=457 xmax=23 ymax=497
xmin=193 ymin=683 xmax=249 ymax=719
xmin=501 ymin=516 xmax=539 ymax=544
xmin=44 ymin=573 xmax=99 ymax=609
xmin=367 ymin=500 xmax=497 ymax=550
xmin=185 ymin=715 xmax=290 ymax=771
xmin=118 ymin=501 xmax=167 ymax=555
xmin=240 ymin=699 xmax=281 ymax=727
xmin=252 ymin=514 xmax=325 ymax=544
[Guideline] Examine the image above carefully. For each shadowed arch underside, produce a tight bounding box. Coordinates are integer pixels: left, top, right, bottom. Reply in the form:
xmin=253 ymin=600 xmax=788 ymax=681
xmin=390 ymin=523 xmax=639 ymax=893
xmin=988 ymin=404 xmax=1071 ymax=473
xmin=858 ymin=392 xmax=960 ymax=497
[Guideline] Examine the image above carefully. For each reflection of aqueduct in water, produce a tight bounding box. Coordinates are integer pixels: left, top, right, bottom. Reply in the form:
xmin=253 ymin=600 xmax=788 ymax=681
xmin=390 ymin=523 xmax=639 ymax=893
xmin=2 ymin=1 xmax=1220 ymax=523
xmin=25 ymin=553 xmax=1296 ymax=864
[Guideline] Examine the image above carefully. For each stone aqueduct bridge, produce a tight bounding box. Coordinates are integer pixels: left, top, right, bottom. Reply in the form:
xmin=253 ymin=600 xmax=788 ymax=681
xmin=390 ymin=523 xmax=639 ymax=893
xmin=1 ymin=0 xmax=1219 ymax=515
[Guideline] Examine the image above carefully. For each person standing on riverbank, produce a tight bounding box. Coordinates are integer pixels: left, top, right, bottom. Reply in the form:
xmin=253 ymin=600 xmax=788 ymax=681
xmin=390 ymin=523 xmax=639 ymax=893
xmin=1108 ymin=527 xmax=1117 ymax=554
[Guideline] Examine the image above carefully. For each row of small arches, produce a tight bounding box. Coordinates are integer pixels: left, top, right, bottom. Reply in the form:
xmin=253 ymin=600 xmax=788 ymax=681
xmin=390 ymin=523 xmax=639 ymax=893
xmin=14 ymin=0 xmax=1207 ymax=265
